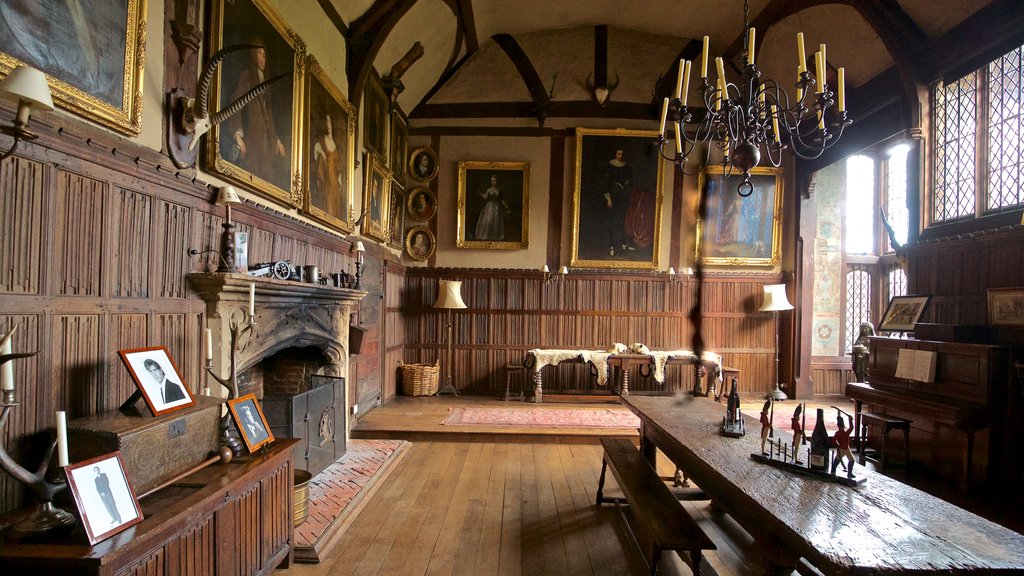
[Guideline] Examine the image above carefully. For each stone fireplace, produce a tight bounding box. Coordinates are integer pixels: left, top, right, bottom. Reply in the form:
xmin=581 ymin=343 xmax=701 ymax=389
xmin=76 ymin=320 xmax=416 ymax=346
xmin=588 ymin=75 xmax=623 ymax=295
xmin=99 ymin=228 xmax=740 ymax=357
xmin=188 ymin=273 xmax=366 ymax=475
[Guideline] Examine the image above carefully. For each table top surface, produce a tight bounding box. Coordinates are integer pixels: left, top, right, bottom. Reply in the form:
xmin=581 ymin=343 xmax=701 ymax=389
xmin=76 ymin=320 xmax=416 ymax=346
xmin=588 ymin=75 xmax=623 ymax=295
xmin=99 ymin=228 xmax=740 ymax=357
xmin=619 ymin=395 xmax=1024 ymax=575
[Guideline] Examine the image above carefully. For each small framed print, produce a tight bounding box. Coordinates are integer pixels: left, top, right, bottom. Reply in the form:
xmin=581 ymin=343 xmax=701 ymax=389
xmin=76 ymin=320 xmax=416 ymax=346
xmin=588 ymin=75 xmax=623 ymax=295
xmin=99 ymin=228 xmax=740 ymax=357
xmin=405 ymin=226 xmax=435 ymax=261
xmin=406 ymin=186 xmax=437 ymax=222
xmin=65 ymin=451 xmax=143 ymax=545
xmin=988 ymin=288 xmax=1024 ymax=327
xmin=409 ymin=147 xmax=438 ymax=183
xmin=235 ymin=231 xmax=249 ymax=272
xmin=228 ymin=393 xmax=275 ymax=452
xmin=118 ymin=347 xmax=195 ymax=416
xmin=879 ymin=295 xmax=931 ymax=332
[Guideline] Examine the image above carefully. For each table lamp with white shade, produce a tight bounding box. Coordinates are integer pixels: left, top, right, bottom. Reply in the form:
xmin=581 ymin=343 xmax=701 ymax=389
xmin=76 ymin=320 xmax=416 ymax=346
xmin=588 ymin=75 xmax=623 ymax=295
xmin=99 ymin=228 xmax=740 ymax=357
xmin=434 ymin=280 xmax=467 ymax=395
xmin=760 ymin=283 xmax=793 ymax=401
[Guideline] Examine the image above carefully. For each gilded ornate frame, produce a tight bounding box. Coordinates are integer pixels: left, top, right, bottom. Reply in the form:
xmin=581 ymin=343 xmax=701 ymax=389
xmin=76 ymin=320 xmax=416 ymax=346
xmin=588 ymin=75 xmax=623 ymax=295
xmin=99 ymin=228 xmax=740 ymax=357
xmin=362 ymin=152 xmax=392 ymax=242
xmin=695 ymin=165 xmax=783 ymax=267
xmin=456 ymin=160 xmax=530 ymax=250
xmin=302 ymin=55 xmax=355 ymax=233
xmin=0 ymin=0 xmax=147 ymax=135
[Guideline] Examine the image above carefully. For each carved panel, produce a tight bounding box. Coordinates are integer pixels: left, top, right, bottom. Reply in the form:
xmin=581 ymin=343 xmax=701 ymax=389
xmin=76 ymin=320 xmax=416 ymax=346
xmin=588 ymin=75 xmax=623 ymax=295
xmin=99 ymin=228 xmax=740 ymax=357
xmin=157 ymin=199 xmax=193 ymax=298
xmin=0 ymin=313 xmax=43 ymax=514
xmin=112 ymin=188 xmax=153 ymax=298
xmin=218 ymin=482 xmax=262 ymax=576
xmin=249 ymin=228 xmax=276 ymax=265
xmin=165 ymin=515 xmax=215 ymax=576
xmin=261 ymin=461 xmax=292 ymax=569
xmin=54 ymin=314 xmax=101 ymax=418
xmin=109 ymin=313 xmax=149 ymax=410
xmin=55 ymin=171 xmax=105 ymax=296
xmin=192 ymin=209 xmax=222 ymax=272
xmin=0 ymin=157 xmax=44 ymax=295
xmin=117 ymin=547 xmax=165 ymax=576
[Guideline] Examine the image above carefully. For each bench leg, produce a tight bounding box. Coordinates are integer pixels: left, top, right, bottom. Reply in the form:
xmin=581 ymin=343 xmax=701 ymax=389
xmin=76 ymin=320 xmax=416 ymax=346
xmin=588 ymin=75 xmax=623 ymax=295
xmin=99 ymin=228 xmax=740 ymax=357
xmin=596 ymin=459 xmax=608 ymax=506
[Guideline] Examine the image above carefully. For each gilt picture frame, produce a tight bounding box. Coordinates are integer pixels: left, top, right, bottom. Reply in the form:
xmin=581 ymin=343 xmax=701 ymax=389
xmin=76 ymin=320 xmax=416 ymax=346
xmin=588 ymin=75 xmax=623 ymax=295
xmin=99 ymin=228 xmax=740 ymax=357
xmin=405 ymin=225 xmax=435 ymax=261
xmin=389 ymin=180 xmax=406 ymax=248
xmin=696 ymin=165 xmax=783 ymax=267
xmin=362 ymin=152 xmax=392 ymax=242
xmin=390 ymin=110 xmax=409 ymax=180
xmin=363 ymin=70 xmax=388 ymax=157
xmin=456 ymin=161 xmax=530 ymax=250
xmin=302 ymin=55 xmax=355 ymax=233
xmin=0 ymin=0 xmax=146 ymax=135
xmin=879 ymin=295 xmax=930 ymax=332
xmin=571 ymin=128 xmax=664 ymax=269
xmin=409 ymin=146 xmax=438 ymax=183
xmin=205 ymin=0 xmax=305 ymax=208
xmin=406 ymin=186 xmax=436 ymax=222
xmin=987 ymin=288 xmax=1024 ymax=327
xmin=65 ymin=451 xmax=143 ymax=545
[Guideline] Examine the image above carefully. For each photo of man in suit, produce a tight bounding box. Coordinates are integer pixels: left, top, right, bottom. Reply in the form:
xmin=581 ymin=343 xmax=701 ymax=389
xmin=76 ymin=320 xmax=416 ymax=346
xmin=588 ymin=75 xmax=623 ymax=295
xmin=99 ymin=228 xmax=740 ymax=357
xmin=93 ymin=465 xmax=121 ymax=526
xmin=143 ymin=359 xmax=186 ymax=406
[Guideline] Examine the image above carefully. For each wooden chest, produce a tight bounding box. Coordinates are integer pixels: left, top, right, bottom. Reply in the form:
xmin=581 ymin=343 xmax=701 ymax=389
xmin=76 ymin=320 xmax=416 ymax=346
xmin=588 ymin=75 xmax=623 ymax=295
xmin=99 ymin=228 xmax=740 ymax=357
xmin=67 ymin=396 xmax=222 ymax=494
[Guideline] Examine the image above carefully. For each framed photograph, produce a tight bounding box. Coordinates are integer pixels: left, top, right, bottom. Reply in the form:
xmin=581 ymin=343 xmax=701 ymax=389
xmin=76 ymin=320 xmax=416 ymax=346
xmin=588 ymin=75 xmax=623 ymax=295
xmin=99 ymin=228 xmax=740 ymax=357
xmin=117 ymin=346 xmax=195 ymax=416
xmin=302 ymin=55 xmax=355 ymax=233
xmin=228 ymin=393 xmax=275 ymax=453
xmin=390 ymin=110 xmax=409 ymax=180
xmin=363 ymin=70 xmax=388 ymax=156
xmin=65 ymin=451 xmax=143 ymax=545
xmin=234 ymin=231 xmax=249 ymax=272
xmin=205 ymin=0 xmax=305 ymax=208
xmin=409 ymin=147 xmax=439 ymax=183
xmin=879 ymin=295 xmax=931 ymax=332
xmin=571 ymin=128 xmax=664 ymax=269
xmin=696 ymin=166 xmax=783 ymax=266
xmin=988 ymin=288 xmax=1024 ymax=327
xmin=0 ymin=1 xmax=145 ymax=135
xmin=456 ymin=161 xmax=530 ymax=249
xmin=406 ymin=186 xmax=437 ymax=222
xmin=362 ymin=152 xmax=392 ymax=242
xmin=389 ymin=180 xmax=406 ymax=249
xmin=405 ymin=226 xmax=435 ymax=261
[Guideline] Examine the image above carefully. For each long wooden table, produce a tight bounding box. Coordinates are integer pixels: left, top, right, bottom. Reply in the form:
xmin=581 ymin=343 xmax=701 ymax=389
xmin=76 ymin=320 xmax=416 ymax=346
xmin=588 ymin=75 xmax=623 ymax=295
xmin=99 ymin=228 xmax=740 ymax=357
xmin=619 ymin=395 xmax=1024 ymax=575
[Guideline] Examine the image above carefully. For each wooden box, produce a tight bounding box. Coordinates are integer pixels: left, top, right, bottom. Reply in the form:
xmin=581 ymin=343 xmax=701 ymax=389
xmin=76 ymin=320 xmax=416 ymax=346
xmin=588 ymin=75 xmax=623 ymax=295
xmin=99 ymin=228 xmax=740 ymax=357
xmin=67 ymin=396 xmax=222 ymax=495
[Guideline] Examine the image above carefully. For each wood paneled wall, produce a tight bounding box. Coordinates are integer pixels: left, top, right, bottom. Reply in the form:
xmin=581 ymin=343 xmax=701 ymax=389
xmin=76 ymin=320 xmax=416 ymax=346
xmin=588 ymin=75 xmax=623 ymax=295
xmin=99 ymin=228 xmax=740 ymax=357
xmin=0 ymin=120 xmax=372 ymax=514
xmin=400 ymin=268 xmax=783 ymax=397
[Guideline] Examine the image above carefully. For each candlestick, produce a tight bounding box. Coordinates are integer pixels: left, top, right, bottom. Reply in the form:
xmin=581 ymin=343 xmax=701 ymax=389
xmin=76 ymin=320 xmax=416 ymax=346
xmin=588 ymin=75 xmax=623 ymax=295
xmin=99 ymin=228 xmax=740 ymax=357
xmin=1 ymin=336 xmax=12 ymax=391
xmin=715 ymin=57 xmax=727 ymax=88
xmin=838 ymin=67 xmax=846 ymax=111
xmin=680 ymin=60 xmax=691 ymax=106
xmin=674 ymin=59 xmax=684 ymax=99
xmin=700 ymin=36 xmax=709 ymax=79
xmin=56 ymin=411 xmax=68 ymax=467
xmin=747 ymin=27 xmax=756 ymax=66
xmin=205 ymin=328 xmax=213 ymax=361
xmin=248 ymin=283 xmax=255 ymax=318
xmin=658 ymin=97 xmax=669 ymax=137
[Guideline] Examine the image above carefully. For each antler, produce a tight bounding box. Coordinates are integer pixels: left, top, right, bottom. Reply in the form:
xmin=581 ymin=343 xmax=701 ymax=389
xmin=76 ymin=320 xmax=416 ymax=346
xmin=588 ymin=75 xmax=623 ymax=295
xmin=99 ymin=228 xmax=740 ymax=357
xmin=209 ymin=71 xmax=290 ymax=127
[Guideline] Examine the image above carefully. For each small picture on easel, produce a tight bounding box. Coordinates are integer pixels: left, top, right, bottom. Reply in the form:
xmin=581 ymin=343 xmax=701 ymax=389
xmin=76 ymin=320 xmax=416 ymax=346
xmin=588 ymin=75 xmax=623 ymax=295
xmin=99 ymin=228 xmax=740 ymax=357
xmin=228 ymin=393 xmax=274 ymax=453
xmin=118 ymin=346 xmax=195 ymax=416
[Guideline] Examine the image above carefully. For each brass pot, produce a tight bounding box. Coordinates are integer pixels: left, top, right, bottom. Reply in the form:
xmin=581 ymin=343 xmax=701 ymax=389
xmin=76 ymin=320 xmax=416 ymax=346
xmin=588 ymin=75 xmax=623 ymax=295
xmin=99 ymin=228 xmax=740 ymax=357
xmin=293 ymin=469 xmax=313 ymax=526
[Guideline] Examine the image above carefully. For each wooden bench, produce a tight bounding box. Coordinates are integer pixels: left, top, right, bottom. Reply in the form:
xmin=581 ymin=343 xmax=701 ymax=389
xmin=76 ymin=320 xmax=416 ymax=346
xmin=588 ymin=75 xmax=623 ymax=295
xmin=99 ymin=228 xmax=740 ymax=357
xmin=596 ymin=437 xmax=715 ymax=575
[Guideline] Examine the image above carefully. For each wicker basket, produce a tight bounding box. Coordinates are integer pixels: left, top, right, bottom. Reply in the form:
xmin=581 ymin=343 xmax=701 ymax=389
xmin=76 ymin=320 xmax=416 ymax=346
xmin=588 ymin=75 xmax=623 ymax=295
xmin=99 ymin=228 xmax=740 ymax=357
xmin=400 ymin=361 xmax=440 ymax=396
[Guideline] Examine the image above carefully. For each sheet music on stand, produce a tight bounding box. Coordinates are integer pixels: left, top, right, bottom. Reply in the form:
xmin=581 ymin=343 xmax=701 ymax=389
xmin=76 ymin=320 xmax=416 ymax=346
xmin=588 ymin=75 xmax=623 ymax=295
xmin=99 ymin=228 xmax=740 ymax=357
xmin=895 ymin=348 xmax=937 ymax=382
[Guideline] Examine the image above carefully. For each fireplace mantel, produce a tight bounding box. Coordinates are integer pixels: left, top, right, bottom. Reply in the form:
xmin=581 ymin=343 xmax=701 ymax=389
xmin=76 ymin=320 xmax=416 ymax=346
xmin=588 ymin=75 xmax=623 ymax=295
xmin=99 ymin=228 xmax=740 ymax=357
xmin=188 ymin=273 xmax=367 ymax=378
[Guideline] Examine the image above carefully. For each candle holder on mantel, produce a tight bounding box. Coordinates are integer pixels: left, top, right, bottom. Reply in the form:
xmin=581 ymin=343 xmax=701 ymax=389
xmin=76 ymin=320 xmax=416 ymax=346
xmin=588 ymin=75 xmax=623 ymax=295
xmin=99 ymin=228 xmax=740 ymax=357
xmin=205 ymin=308 xmax=257 ymax=456
xmin=0 ymin=348 xmax=75 ymax=539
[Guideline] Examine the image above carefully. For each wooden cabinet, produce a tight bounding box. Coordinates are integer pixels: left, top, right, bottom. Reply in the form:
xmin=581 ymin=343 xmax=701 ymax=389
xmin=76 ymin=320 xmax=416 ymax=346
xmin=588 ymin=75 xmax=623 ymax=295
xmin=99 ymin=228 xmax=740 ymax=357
xmin=0 ymin=440 xmax=296 ymax=576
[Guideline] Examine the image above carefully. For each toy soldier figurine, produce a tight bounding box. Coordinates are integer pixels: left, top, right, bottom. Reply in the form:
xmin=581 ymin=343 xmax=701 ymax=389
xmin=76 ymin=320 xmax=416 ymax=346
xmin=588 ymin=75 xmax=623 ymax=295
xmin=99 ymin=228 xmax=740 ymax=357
xmin=831 ymin=414 xmax=856 ymax=478
xmin=759 ymin=399 xmax=772 ymax=455
xmin=791 ymin=403 xmax=805 ymax=464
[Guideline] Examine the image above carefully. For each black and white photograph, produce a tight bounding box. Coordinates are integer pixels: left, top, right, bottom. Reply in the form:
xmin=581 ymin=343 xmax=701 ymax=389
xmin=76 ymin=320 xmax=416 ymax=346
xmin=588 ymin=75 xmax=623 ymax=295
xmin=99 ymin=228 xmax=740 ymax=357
xmin=65 ymin=451 xmax=143 ymax=545
xmin=118 ymin=346 xmax=195 ymax=416
xmin=228 ymin=393 xmax=275 ymax=452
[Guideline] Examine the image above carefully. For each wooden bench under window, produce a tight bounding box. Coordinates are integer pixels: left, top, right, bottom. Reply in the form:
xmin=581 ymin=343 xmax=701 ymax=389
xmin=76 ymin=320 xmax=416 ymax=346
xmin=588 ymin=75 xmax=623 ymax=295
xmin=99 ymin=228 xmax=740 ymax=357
xmin=596 ymin=437 xmax=715 ymax=575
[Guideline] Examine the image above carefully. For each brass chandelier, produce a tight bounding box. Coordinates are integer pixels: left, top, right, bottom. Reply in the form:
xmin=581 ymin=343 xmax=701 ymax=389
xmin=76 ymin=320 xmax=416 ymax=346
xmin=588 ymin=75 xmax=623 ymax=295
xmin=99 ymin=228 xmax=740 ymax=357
xmin=656 ymin=0 xmax=852 ymax=196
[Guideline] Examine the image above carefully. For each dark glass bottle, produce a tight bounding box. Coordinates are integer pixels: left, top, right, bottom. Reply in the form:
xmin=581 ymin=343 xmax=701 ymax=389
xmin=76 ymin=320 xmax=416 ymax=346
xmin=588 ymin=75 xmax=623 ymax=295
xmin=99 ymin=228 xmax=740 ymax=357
xmin=809 ymin=408 xmax=830 ymax=470
xmin=727 ymin=378 xmax=741 ymax=423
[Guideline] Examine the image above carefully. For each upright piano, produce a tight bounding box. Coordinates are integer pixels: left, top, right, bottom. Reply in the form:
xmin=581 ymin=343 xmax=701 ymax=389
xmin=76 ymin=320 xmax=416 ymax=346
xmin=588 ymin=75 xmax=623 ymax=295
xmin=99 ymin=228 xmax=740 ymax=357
xmin=846 ymin=336 xmax=1021 ymax=493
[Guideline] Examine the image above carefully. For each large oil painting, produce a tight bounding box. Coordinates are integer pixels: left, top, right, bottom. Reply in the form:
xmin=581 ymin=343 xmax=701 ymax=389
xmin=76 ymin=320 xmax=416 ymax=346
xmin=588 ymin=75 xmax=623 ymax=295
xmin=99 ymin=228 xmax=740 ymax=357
xmin=571 ymin=128 xmax=664 ymax=269
xmin=456 ymin=161 xmax=529 ymax=250
xmin=303 ymin=55 xmax=354 ymax=232
xmin=206 ymin=0 xmax=304 ymax=207
xmin=0 ymin=0 xmax=146 ymax=135
xmin=696 ymin=166 xmax=783 ymax=266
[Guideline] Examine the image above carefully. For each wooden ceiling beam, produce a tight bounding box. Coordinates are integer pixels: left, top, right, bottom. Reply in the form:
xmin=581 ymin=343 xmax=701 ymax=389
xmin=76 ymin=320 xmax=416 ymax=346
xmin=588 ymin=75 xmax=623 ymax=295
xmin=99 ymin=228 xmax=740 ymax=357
xmin=347 ymin=0 xmax=418 ymax=108
xmin=492 ymin=34 xmax=556 ymax=125
xmin=458 ymin=0 xmax=479 ymax=54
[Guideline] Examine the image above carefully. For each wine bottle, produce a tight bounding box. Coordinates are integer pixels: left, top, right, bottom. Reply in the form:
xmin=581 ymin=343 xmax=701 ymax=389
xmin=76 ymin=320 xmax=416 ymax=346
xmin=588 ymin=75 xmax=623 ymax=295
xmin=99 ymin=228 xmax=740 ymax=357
xmin=809 ymin=408 xmax=830 ymax=470
xmin=728 ymin=378 xmax=740 ymax=423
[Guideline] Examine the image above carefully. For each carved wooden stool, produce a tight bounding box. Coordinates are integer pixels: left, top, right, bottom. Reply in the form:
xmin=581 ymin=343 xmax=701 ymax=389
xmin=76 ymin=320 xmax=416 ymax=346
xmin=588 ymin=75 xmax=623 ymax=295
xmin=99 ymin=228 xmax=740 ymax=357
xmin=504 ymin=364 xmax=526 ymax=401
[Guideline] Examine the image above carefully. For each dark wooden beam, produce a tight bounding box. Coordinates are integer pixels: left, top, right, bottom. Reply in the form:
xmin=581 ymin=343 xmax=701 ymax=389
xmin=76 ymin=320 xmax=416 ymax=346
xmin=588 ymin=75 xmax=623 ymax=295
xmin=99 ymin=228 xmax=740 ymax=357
xmin=347 ymin=0 xmax=417 ymax=109
xmin=931 ymin=0 xmax=1024 ymax=83
xmin=547 ymin=137 xmax=566 ymax=269
xmin=409 ymin=126 xmax=572 ymax=137
xmin=315 ymin=0 xmax=349 ymax=38
xmin=653 ymin=40 xmax=703 ymax=104
xmin=492 ymin=34 xmax=554 ymax=124
xmin=457 ymin=0 xmax=479 ymax=54
xmin=594 ymin=25 xmax=608 ymax=88
xmin=413 ymin=100 xmax=661 ymax=121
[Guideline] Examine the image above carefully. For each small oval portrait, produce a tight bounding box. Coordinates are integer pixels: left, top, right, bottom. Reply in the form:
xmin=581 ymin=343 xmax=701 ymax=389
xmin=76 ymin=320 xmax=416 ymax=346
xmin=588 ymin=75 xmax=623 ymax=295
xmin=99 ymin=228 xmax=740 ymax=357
xmin=405 ymin=226 xmax=436 ymax=261
xmin=408 ymin=147 xmax=439 ymax=183
xmin=406 ymin=186 xmax=437 ymax=222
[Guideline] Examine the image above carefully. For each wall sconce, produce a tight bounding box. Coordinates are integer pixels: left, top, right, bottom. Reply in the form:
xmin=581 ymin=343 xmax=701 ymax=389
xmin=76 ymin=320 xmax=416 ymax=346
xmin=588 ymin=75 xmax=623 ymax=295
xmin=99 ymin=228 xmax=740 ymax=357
xmin=168 ymin=44 xmax=290 ymax=168
xmin=0 ymin=66 xmax=54 ymax=162
xmin=667 ymin=267 xmax=681 ymax=283
xmin=543 ymin=265 xmax=568 ymax=284
xmin=352 ymin=241 xmax=365 ymax=290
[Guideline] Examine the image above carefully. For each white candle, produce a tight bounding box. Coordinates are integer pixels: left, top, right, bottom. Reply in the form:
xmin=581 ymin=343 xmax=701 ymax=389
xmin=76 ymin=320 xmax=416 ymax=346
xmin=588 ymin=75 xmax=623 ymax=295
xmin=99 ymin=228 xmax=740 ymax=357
xmin=674 ymin=59 xmax=685 ymax=99
xmin=817 ymin=109 xmax=825 ymax=130
xmin=815 ymin=52 xmax=825 ymax=94
xmin=771 ymin=105 xmax=781 ymax=143
xmin=205 ymin=328 xmax=213 ymax=360
xmin=700 ymin=36 xmax=710 ymax=78
xmin=559 ymin=266 xmax=568 ymax=275
xmin=680 ymin=60 xmax=692 ymax=106
xmin=674 ymin=123 xmax=683 ymax=154
xmin=716 ymin=57 xmax=727 ymax=88
xmin=56 ymin=411 xmax=68 ymax=467
xmin=0 ymin=337 xmax=12 ymax=391
xmin=838 ymin=67 xmax=846 ymax=112
xmin=542 ymin=264 xmax=549 ymax=273
xmin=797 ymin=33 xmax=806 ymax=72
xmin=248 ymin=283 xmax=255 ymax=317
xmin=204 ymin=386 xmax=211 ymax=396
xmin=747 ymin=27 xmax=756 ymax=66
xmin=819 ymin=43 xmax=827 ymax=73
xmin=658 ymin=97 xmax=669 ymax=137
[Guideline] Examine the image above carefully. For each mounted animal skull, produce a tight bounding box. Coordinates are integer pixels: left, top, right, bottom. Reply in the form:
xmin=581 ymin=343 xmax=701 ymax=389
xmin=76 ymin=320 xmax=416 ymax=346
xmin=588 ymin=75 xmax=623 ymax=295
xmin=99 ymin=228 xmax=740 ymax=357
xmin=179 ymin=44 xmax=290 ymax=151
xmin=585 ymin=72 xmax=620 ymax=107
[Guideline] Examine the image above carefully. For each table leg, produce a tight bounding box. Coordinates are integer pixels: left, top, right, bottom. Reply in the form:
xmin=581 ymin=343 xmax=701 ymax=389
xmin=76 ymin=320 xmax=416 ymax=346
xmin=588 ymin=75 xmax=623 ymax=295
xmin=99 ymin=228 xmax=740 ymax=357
xmin=532 ymin=370 xmax=543 ymax=403
xmin=621 ymin=368 xmax=630 ymax=396
xmin=639 ymin=425 xmax=657 ymax=467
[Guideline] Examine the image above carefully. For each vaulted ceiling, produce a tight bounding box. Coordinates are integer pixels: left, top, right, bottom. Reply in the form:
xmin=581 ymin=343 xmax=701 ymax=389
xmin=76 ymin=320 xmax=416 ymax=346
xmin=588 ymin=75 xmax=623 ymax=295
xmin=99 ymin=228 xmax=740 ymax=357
xmin=324 ymin=0 xmax=1017 ymax=127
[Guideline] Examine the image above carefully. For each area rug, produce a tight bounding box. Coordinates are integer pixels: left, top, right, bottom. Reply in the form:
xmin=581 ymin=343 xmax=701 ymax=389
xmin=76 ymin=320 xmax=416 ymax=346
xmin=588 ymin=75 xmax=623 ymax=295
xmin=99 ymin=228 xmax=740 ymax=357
xmin=294 ymin=439 xmax=410 ymax=563
xmin=441 ymin=406 xmax=641 ymax=429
